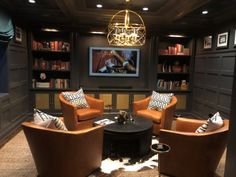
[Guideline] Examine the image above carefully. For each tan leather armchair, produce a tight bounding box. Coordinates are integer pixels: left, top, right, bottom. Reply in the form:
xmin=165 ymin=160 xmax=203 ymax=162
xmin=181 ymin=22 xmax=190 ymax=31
xmin=59 ymin=93 xmax=104 ymax=130
xmin=22 ymin=121 xmax=104 ymax=177
xmin=133 ymin=96 xmax=177 ymax=135
xmin=159 ymin=118 xmax=229 ymax=177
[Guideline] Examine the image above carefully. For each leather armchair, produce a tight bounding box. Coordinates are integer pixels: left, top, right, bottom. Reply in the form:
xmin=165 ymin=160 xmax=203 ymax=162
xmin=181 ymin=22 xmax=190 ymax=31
xmin=22 ymin=121 xmax=104 ymax=177
xmin=133 ymin=96 xmax=177 ymax=135
xmin=59 ymin=93 xmax=104 ymax=130
xmin=159 ymin=117 xmax=229 ymax=177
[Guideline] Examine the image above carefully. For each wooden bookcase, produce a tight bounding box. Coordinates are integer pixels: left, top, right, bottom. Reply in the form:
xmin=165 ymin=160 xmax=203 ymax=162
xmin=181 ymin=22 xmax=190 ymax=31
xmin=29 ymin=30 xmax=72 ymax=114
xmin=156 ymin=36 xmax=194 ymax=112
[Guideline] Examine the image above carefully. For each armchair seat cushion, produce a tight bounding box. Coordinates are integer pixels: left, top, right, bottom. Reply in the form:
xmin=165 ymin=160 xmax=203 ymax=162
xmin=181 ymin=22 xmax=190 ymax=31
xmin=76 ymin=109 xmax=101 ymax=121
xmin=137 ymin=109 xmax=162 ymax=123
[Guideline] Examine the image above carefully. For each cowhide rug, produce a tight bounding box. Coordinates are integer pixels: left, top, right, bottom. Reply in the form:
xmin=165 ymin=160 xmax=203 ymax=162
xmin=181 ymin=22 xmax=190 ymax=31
xmin=89 ymin=138 xmax=159 ymax=177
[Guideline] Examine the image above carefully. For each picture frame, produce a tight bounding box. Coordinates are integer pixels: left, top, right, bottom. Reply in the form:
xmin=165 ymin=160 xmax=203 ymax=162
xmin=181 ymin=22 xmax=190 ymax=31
xmin=89 ymin=47 xmax=140 ymax=77
xmin=15 ymin=26 xmax=22 ymax=43
xmin=203 ymin=35 xmax=212 ymax=49
xmin=217 ymin=32 xmax=228 ymax=48
xmin=234 ymin=29 xmax=236 ymax=47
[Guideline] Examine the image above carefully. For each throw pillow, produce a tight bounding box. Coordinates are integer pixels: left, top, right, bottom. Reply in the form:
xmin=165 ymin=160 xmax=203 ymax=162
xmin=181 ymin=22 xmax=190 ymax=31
xmin=34 ymin=109 xmax=68 ymax=131
xmin=147 ymin=91 xmax=173 ymax=111
xmin=62 ymin=88 xmax=90 ymax=108
xmin=195 ymin=112 xmax=223 ymax=133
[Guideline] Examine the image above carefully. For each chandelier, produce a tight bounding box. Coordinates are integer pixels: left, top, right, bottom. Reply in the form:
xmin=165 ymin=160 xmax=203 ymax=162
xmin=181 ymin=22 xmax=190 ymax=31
xmin=107 ymin=9 xmax=146 ymax=46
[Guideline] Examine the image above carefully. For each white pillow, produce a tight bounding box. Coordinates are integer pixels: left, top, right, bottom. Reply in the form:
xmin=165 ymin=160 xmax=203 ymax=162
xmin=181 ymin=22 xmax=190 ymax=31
xmin=34 ymin=109 xmax=68 ymax=131
xmin=147 ymin=91 xmax=173 ymax=111
xmin=62 ymin=88 xmax=90 ymax=108
xmin=195 ymin=112 xmax=223 ymax=133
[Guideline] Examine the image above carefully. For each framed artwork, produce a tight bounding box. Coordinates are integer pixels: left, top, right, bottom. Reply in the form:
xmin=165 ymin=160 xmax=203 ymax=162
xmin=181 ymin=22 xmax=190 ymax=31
xmin=15 ymin=26 xmax=22 ymax=43
xmin=217 ymin=32 xmax=228 ymax=48
xmin=89 ymin=47 xmax=140 ymax=77
xmin=234 ymin=29 xmax=236 ymax=47
xmin=203 ymin=35 xmax=212 ymax=49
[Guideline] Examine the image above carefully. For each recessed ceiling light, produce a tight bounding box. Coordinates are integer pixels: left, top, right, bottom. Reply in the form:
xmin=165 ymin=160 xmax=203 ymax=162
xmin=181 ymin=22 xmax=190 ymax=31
xmin=168 ymin=34 xmax=186 ymax=38
xmin=96 ymin=4 xmax=103 ymax=8
xmin=202 ymin=10 xmax=208 ymax=15
xmin=41 ymin=28 xmax=59 ymax=32
xmin=90 ymin=31 xmax=105 ymax=34
xmin=29 ymin=0 xmax=36 ymax=3
xmin=143 ymin=7 xmax=149 ymax=11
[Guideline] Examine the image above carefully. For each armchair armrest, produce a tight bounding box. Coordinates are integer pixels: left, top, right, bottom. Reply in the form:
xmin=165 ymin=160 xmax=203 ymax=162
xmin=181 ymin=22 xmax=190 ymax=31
xmin=133 ymin=96 xmax=151 ymax=115
xmin=159 ymin=96 xmax=177 ymax=130
xmin=85 ymin=95 xmax=104 ymax=115
xmin=59 ymin=94 xmax=78 ymax=130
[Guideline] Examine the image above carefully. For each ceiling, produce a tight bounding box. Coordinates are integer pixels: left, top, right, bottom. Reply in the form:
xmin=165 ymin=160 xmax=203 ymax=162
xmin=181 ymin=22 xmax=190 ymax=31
xmin=1 ymin=0 xmax=236 ymax=35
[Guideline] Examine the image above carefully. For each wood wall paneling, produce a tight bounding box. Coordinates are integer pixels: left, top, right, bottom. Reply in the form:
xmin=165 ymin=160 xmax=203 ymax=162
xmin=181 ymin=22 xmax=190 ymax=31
xmin=192 ymin=34 xmax=236 ymax=118
xmin=77 ymin=35 xmax=151 ymax=89
xmin=175 ymin=94 xmax=187 ymax=110
xmin=54 ymin=93 xmax=61 ymax=110
xmin=133 ymin=94 xmax=146 ymax=101
xmin=35 ymin=93 xmax=50 ymax=110
xmin=99 ymin=93 xmax=112 ymax=110
xmin=116 ymin=94 xmax=130 ymax=110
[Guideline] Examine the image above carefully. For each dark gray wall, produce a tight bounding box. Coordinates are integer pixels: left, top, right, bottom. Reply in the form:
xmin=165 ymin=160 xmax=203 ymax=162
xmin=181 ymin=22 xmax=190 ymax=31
xmin=0 ymin=43 xmax=8 ymax=92
xmin=0 ymin=26 xmax=29 ymax=145
xmin=192 ymin=27 xmax=236 ymax=118
xmin=76 ymin=34 xmax=153 ymax=90
xmin=225 ymin=55 xmax=236 ymax=176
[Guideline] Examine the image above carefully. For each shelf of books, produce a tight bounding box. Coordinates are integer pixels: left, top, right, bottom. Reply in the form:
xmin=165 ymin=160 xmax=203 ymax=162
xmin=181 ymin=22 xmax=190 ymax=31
xmin=156 ymin=37 xmax=194 ymax=111
xmin=30 ymin=32 xmax=71 ymax=90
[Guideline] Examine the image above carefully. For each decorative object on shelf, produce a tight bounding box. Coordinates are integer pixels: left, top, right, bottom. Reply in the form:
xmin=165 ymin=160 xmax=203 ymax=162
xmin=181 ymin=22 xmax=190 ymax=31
xmin=203 ymin=35 xmax=212 ymax=49
xmin=180 ymin=80 xmax=188 ymax=90
xmin=107 ymin=6 xmax=146 ymax=46
xmin=172 ymin=61 xmax=182 ymax=73
xmin=39 ymin=72 xmax=46 ymax=80
xmin=217 ymin=32 xmax=229 ymax=48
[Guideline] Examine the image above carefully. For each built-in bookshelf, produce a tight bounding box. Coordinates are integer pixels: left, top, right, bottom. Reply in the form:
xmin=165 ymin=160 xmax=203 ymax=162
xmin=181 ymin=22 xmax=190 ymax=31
xmin=156 ymin=37 xmax=194 ymax=111
xmin=29 ymin=30 xmax=72 ymax=114
xmin=30 ymin=33 xmax=71 ymax=90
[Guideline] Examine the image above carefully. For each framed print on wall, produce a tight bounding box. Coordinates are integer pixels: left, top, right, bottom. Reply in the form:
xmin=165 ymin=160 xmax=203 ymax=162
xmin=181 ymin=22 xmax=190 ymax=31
xmin=89 ymin=47 xmax=140 ymax=77
xmin=14 ymin=26 xmax=22 ymax=43
xmin=217 ymin=32 xmax=228 ymax=48
xmin=203 ymin=35 xmax=212 ymax=49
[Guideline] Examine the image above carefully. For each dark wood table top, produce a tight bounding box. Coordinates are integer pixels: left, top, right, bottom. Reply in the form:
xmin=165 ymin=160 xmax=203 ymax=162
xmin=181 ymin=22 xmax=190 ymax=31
xmin=95 ymin=114 xmax=153 ymax=134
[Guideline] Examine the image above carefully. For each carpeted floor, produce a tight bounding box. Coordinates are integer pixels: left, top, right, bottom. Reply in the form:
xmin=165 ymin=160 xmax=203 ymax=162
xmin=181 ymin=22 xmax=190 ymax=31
xmin=0 ymin=129 xmax=226 ymax=177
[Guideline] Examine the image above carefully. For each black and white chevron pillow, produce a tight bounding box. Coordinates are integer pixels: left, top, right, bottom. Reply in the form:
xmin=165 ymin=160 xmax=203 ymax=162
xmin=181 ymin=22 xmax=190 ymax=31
xmin=34 ymin=109 xmax=68 ymax=131
xmin=62 ymin=88 xmax=90 ymax=108
xmin=147 ymin=91 xmax=173 ymax=111
xmin=195 ymin=112 xmax=223 ymax=133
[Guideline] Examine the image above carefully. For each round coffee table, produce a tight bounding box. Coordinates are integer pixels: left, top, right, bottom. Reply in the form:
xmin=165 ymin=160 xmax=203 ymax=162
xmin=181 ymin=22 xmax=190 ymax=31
xmin=95 ymin=114 xmax=153 ymax=157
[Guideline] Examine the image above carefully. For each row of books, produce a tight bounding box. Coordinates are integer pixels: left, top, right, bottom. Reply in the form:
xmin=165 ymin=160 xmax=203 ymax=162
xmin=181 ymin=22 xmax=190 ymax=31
xmin=157 ymin=79 xmax=189 ymax=90
xmin=32 ymin=40 xmax=70 ymax=52
xmin=32 ymin=79 xmax=70 ymax=89
xmin=157 ymin=64 xmax=189 ymax=73
xmin=159 ymin=44 xmax=190 ymax=55
xmin=33 ymin=58 xmax=70 ymax=71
